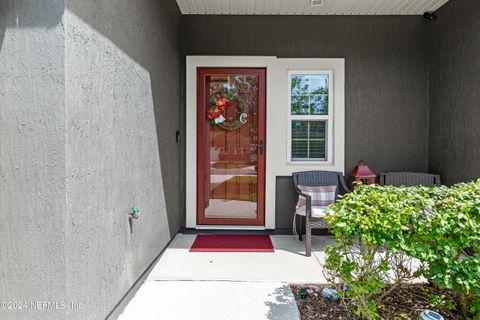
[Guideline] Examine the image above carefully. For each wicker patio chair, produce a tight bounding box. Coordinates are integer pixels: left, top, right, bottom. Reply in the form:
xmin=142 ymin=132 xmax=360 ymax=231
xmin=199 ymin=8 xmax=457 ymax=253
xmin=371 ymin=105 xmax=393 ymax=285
xmin=378 ymin=172 xmax=441 ymax=187
xmin=292 ymin=171 xmax=350 ymax=257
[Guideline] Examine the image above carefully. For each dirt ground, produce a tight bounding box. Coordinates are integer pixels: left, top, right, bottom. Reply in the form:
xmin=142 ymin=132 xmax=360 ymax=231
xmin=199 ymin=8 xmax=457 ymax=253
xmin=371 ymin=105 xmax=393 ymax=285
xmin=291 ymin=283 xmax=471 ymax=320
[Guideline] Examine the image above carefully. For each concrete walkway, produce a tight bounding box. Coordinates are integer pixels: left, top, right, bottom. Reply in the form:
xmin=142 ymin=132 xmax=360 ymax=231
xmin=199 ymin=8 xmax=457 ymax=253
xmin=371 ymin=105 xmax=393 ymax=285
xmin=118 ymin=281 xmax=300 ymax=320
xmin=118 ymin=234 xmax=335 ymax=320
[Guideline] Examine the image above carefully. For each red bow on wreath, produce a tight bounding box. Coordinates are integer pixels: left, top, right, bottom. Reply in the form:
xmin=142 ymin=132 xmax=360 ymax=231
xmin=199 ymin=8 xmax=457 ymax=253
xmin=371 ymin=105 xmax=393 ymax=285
xmin=207 ymin=95 xmax=230 ymax=124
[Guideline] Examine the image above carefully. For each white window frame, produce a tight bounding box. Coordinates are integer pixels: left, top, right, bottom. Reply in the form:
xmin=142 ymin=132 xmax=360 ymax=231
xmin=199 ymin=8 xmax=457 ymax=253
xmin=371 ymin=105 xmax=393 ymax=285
xmin=287 ymin=70 xmax=334 ymax=164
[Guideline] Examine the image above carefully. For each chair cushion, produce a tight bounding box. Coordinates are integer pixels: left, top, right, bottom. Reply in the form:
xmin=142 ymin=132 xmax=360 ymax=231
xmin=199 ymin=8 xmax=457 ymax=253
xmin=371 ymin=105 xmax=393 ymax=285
xmin=296 ymin=185 xmax=337 ymax=207
xmin=295 ymin=206 xmax=333 ymax=218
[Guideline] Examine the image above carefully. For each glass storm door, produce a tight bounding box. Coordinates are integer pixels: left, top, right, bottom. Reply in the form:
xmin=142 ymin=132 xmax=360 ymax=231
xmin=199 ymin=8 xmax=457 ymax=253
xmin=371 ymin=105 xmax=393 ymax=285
xmin=197 ymin=68 xmax=266 ymax=226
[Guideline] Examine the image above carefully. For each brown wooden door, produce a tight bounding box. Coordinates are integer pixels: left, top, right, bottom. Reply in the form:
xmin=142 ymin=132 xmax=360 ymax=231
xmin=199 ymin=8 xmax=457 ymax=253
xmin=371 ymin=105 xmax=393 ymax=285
xmin=197 ymin=68 xmax=266 ymax=226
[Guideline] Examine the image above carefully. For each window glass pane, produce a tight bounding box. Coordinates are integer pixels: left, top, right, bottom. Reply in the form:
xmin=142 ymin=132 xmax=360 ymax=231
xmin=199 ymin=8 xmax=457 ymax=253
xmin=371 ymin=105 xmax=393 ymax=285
xmin=291 ymin=75 xmax=308 ymax=96
xmin=292 ymin=120 xmax=308 ymax=139
xmin=309 ymin=75 xmax=329 ymax=94
xmin=291 ymin=120 xmax=327 ymax=161
xmin=309 ymin=140 xmax=326 ymax=159
xmin=310 ymin=95 xmax=328 ymax=115
xmin=292 ymin=140 xmax=308 ymax=159
xmin=291 ymin=95 xmax=309 ymax=115
xmin=290 ymin=73 xmax=329 ymax=115
xmin=309 ymin=121 xmax=326 ymax=139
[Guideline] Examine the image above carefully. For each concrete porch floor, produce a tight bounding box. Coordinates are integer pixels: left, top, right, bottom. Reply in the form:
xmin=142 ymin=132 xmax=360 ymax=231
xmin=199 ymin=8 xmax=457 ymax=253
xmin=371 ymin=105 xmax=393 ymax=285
xmin=150 ymin=233 xmax=335 ymax=282
xmin=118 ymin=234 xmax=335 ymax=320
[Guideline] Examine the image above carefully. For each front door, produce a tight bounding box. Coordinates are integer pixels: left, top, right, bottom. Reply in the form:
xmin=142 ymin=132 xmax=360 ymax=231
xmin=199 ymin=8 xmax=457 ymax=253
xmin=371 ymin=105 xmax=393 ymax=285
xmin=197 ymin=68 xmax=266 ymax=226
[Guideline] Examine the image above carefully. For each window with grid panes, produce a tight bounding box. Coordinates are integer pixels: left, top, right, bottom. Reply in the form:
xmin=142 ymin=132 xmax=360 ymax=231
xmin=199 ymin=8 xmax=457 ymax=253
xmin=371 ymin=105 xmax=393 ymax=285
xmin=288 ymin=71 xmax=332 ymax=162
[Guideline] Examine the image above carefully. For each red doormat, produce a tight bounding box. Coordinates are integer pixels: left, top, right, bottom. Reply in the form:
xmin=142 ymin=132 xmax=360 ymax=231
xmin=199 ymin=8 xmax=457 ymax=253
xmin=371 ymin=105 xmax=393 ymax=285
xmin=189 ymin=235 xmax=274 ymax=252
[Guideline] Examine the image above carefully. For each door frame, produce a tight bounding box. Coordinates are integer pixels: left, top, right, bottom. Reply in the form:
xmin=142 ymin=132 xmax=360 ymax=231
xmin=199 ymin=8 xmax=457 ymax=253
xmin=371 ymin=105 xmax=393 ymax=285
xmin=196 ymin=68 xmax=266 ymax=226
xmin=185 ymin=56 xmax=346 ymax=230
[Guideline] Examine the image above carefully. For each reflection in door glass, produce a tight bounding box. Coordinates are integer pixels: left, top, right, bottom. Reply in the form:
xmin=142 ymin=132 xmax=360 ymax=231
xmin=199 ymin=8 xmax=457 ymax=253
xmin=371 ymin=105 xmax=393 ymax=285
xmin=204 ymin=75 xmax=259 ymax=220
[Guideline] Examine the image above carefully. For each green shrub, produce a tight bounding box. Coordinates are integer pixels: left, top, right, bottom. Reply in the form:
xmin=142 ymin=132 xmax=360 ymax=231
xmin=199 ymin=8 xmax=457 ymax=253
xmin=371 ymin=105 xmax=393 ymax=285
xmin=324 ymin=180 xmax=480 ymax=319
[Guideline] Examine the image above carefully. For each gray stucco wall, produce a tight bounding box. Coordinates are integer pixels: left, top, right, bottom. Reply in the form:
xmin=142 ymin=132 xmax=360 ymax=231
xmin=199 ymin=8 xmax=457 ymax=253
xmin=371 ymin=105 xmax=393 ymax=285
xmin=182 ymin=15 xmax=431 ymax=227
xmin=5 ymin=1 xmax=480 ymax=318
xmin=429 ymin=0 xmax=480 ymax=185
xmin=0 ymin=1 xmax=67 ymax=320
xmin=64 ymin=1 xmax=182 ymax=319
xmin=183 ymin=15 xmax=431 ymax=174
xmin=0 ymin=0 xmax=182 ymax=319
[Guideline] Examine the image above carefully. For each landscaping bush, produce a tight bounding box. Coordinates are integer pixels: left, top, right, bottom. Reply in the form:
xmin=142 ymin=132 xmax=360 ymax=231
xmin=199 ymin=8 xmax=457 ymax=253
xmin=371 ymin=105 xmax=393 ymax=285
xmin=324 ymin=180 xmax=480 ymax=320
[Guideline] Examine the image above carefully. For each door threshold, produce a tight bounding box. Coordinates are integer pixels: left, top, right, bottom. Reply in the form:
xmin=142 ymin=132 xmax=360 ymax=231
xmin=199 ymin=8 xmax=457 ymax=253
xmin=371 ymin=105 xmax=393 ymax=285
xmin=196 ymin=225 xmax=266 ymax=231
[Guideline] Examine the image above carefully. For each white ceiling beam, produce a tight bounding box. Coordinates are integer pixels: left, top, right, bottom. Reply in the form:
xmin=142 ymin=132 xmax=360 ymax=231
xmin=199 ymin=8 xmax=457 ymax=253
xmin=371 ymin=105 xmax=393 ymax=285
xmin=376 ymin=0 xmax=397 ymax=14
xmin=361 ymin=0 xmax=379 ymax=15
xmin=410 ymin=0 xmax=432 ymax=13
xmin=177 ymin=0 xmax=450 ymax=15
xmin=188 ymin=0 xmax=199 ymax=14
xmin=177 ymin=0 xmax=189 ymax=14
xmin=335 ymin=0 xmax=355 ymax=15
xmin=431 ymin=0 xmax=450 ymax=12
xmin=397 ymin=0 xmax=424 ymax=15
xmin=201 ymin=0 xmax=212 ymax=14
xmin=349 ymin=0 xmax=369 ymax=15
xmin=213 ymin=0 xmax=222 ymax=14
xmin=418 ymin=0 xmax=445 ymax=13
xmin=320 ymin=0 xmax=335 ymax=15
xmin=407 ymin=0 xmax=431 ymax=14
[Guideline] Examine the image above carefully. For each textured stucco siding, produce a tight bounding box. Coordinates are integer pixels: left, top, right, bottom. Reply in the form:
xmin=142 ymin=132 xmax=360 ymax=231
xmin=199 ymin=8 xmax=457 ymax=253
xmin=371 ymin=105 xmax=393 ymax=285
xmin=429 ymin=0 xmax=480 ymax=185
xmin=0 ymin=0 xmax=182 ymax=319
xmin=64 ymin=1 xmax=182 ymax=319
xmin=3 ymin=0 xmax=480 ymax=319
xmin=0 ymin=1 xmax=67 ymax=320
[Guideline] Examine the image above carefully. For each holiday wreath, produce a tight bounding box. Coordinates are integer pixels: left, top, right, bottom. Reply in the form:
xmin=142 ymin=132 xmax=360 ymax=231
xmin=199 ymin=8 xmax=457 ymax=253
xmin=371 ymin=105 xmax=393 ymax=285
xmin=207 ymin=93 xmax=249 ymax=131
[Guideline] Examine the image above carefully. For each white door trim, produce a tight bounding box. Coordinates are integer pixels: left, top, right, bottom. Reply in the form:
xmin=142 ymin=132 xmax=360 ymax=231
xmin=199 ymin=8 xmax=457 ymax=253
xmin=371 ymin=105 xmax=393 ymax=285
xmin=186 ymin=56 xmax=276 ymax=229
xmin=186 ymin=56 xmax=345 ymax=229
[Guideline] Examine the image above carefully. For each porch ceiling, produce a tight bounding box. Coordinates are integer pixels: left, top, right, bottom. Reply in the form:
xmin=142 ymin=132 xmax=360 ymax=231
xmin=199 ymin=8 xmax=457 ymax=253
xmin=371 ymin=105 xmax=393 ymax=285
xmin=176 ymin=0 xmax=449 ymax=15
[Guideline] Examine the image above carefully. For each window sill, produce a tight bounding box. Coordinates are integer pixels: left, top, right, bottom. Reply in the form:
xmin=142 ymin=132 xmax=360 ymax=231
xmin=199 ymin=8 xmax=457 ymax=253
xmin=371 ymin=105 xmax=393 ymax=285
xmin=286 ymin=161 xmax=334 ymax=166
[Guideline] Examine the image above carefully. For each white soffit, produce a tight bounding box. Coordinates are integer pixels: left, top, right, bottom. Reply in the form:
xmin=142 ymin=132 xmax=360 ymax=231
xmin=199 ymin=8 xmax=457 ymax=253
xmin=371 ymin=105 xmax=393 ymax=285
xmin=176 ymin=0 xmax=449 ymax=15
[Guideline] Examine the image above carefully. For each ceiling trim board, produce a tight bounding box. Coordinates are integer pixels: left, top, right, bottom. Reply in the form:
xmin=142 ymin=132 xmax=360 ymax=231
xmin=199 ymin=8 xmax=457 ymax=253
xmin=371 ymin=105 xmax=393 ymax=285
xmin=177 ymin=0 xmax=450 ymax=15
